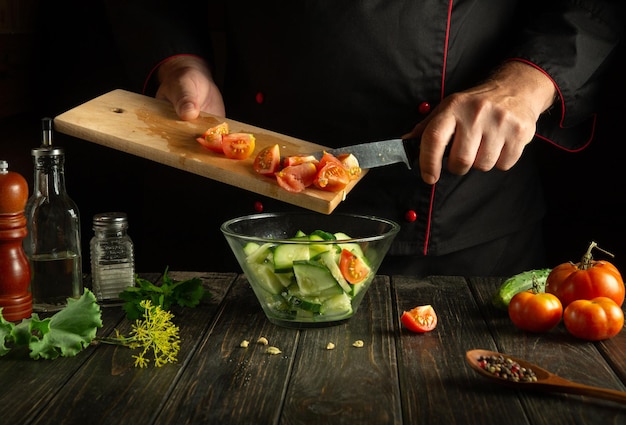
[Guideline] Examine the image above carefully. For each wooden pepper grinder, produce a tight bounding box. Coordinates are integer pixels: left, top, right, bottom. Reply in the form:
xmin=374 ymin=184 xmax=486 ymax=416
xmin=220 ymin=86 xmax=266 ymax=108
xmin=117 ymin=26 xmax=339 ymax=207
xmin=0 ymin=160 xmax=32 ymax=321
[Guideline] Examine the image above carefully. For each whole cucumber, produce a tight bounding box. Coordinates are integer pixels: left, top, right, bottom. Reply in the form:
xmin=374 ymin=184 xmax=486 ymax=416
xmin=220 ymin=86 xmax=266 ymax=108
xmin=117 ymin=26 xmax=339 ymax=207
xmin=492 ymin=269 xmax=551 ymax=310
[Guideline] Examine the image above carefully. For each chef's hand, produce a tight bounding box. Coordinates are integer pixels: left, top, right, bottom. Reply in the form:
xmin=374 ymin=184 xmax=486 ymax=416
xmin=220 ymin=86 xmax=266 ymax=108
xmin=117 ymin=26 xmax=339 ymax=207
xmin=156 ymin=55 xmax=226 ymax=120
xmin=406 ymin=61 xmax=557 ymax=185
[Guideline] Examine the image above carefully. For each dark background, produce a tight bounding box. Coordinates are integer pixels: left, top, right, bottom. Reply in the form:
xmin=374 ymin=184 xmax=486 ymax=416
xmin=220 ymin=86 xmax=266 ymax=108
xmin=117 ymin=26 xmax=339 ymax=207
xmin=1 ymin=1 xmax=625 ymax=275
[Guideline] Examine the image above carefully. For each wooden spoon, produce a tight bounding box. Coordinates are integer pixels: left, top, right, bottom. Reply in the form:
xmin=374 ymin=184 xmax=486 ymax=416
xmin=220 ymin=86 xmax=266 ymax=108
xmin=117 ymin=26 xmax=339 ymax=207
xmin=466 ymin=348 xmax=626 ymax=404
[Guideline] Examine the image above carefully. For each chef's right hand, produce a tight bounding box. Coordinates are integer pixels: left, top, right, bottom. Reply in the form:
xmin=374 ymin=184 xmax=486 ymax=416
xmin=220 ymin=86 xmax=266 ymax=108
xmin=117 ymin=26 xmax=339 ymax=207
xmin=156 ymin=55 xmax=226 ymax=120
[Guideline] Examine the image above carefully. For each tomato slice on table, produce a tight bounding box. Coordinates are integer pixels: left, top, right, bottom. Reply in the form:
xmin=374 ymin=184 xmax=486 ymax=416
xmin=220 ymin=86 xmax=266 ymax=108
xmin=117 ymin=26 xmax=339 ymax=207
xmin=253 ymin=144 xmax=282 ymax=176
xmin=275 ymin=162 xmax=318 ymax=193
xmin=401 ymin=305 xmax=438 ymax=333
xmin=222 ymin=133 xmax=256 ymax=160
xmin=339 ymin=248 xmax=370 ymax=284
xmin=196 ymin=122 xmax=229 ymax=153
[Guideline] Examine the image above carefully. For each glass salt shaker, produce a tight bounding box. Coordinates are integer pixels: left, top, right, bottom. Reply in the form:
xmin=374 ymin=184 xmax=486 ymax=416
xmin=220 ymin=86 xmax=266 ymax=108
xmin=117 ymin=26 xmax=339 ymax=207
xmin=90 ymin=212 xmax=135 ymax=302
xmin=23 ymin=119 xmax=83 ymax=312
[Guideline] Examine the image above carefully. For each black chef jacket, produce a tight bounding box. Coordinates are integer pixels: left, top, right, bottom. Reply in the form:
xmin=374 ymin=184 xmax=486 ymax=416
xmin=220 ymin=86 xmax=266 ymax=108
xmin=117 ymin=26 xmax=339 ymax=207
xmin=106 ymin=0 xmax=623 ymax=273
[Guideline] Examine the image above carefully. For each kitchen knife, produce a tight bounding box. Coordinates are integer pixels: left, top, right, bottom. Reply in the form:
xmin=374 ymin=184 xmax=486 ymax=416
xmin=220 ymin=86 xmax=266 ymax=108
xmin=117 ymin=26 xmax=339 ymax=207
xmin=308 ymin=138 xmax=421 ymax=170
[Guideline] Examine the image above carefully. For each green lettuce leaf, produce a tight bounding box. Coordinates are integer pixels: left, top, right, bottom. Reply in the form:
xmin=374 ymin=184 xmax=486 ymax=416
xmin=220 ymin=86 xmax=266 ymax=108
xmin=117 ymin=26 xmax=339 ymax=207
xmin=28 ymin=289 xmax=103 ymax=359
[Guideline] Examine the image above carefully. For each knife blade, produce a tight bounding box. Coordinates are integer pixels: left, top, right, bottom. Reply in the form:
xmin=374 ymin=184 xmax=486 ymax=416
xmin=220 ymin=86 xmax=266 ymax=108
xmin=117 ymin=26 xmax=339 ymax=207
xmin=307 ymin=138 xmax=420 ymax=170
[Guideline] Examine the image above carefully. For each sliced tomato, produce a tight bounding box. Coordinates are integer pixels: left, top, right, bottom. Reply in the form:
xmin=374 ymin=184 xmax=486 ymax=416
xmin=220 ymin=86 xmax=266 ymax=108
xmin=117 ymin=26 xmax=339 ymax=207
xmin=253 ymin=144 xmax=281 ymax=176
xmin=275 ymin=162 xmax=318 ymax=193
xmin=196 ymin=122 xmax=229 ymax=153
xmin=401 ymin=305 xmax=438 ymax=333
xmin=339 ymin=248 xmax=370 ymax=284
xmin=222 ymin=133 xmax=256 ymax=160
xmin=283 ymin=154 xmax=319 ymax=167
xmin=314 ymin=161 xmax=350 ymax=192
xmin=336 ymin=153 xmax=362 ymax=180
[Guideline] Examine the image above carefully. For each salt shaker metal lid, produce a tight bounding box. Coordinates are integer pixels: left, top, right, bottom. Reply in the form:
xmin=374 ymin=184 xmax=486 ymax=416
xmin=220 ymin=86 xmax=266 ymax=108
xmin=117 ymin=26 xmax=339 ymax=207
xmin=93 ymin=212 xmax=129 ymax=229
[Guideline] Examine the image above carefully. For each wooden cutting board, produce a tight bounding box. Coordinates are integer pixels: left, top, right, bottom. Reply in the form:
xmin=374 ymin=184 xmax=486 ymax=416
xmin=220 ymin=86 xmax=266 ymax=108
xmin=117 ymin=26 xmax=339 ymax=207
xmin=53 ymin=89 xmax=367 ymax=214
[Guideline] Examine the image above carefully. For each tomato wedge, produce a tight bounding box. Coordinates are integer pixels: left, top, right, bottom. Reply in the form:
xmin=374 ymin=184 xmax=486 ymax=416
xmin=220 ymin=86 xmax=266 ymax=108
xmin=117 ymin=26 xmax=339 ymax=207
xmin=254 ymin=144 xmax=281 ymax=176
xmin=275 ymin=162 xmax=318 ymax=193
xmin=196 ymin=122 xmax=229 ymax=153
xmin=283 ymin=155 xmax=319 ymax=167
xmin=336 ymin=153 xmax=362 ymax=180
xmin=339 ymin=248 xmax=370 ymax=284
xmin=314 ymin=161 xmax=350 ymax=191
xmin=222 ymin=133 xmax=256 ymax=160
xmin=401 ymin=305 xmax=438 ymax=333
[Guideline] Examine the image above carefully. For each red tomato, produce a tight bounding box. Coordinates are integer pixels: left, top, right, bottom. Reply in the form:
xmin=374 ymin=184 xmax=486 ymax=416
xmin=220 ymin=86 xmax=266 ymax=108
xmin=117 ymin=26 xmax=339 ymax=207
xmin=546 ymin=242 xmax=625 ymax=308
xmin=508 ymin=291 xmax=563 ymax=333
xmin=563 ymin=297 xmax=624 ymax=341
xmin=336 ymin=153 xmax=362 ymax=180
xmin=275 ymin=162 xmax=318 ymax=193
xmin=339 ymin=248 xmax=370 ymax=284
xmin=222 ymin=133 xmax=256 ymax=160
xmin=253 ymin=144 xmax=281 ymax=176
xmin=401 ymin=305 xmax=438 ymax=333
xmin=196 ymin=122 xmax=229 ymax=153
xmin=314 ymin=161 xmax=350 ymax=192
xmin=283 ymin=155 xmax=319 ymax=167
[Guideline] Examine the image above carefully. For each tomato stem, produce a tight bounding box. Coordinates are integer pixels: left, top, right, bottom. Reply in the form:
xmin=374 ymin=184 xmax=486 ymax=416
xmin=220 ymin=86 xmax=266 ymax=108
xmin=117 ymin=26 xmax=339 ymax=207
xmin=580 ymin=241 xmax=615 ymax=270
xmin=531 ymin=271 xmax=546 ymax=294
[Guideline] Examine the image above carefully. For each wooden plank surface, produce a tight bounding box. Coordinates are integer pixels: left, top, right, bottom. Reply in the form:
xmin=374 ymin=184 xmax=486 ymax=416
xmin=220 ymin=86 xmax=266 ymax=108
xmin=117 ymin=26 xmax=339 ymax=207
xmin=26 ymin=272 xmax=238 ymax=425
xmin=53 ymin=89 xmax=367 ymax=214
xmin=2 ymin=274 xmax=626 ymax=424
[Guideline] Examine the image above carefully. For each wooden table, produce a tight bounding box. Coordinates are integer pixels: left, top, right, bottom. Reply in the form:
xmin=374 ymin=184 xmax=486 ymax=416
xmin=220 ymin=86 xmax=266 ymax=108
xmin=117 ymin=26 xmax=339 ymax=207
xmin=2 ymin=273 xmax=626 ymax=424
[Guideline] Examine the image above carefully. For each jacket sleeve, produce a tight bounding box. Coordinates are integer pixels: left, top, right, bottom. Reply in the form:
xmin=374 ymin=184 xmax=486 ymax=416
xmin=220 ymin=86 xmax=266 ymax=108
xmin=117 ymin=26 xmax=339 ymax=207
xmin=507 ymin=0 xmax=624 ymax=150
xmin=104 ymin=0 xmax=213 ymax=94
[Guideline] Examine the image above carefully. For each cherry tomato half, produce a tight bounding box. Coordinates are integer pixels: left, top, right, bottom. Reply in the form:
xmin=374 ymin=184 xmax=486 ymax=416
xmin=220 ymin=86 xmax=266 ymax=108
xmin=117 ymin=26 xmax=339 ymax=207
xmin=314 ymin=161 xmax=350 ymax=192
xmin=253 ymin=144 xmax=281 ymax=176
xmin=275 ymin=162 xmax=318 ymax=193
xmin=222 ymin=133 xmax=256 ymax=160
xmin=401 ymin=305 xmax=438 ymax=333
xmin=508 ymin=291 xmax=563 ymax=333
xmin=339 ymin=248 xmax=370 ymax=284
xmin=563 ymin=297 xmax=624 ymax=341
xmin=196 ymin=122 xmax=229 ymax=153
xmin=336 ymin=153 xmax=362 ymax=180
xmin=283 ymin=155 xmax=319 ymax=167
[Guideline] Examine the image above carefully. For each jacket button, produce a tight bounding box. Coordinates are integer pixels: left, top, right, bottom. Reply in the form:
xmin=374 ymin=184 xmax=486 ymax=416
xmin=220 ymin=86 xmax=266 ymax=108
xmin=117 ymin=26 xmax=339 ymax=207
xmin=418 ymin=101 xmax=431 ymax=114
xmin=254 ymin=201 xmax=264 ymax=212
xmin=255 ymin=92 xmax=264 ymax=104
xmin=404 ymin=210 xmax=417 ymax=222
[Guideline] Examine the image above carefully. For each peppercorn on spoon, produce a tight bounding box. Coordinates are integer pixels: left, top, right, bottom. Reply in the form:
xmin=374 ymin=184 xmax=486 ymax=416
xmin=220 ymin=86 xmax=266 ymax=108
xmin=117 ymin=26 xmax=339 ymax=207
xmin=466 ymin=349 xmax=626 ymax=404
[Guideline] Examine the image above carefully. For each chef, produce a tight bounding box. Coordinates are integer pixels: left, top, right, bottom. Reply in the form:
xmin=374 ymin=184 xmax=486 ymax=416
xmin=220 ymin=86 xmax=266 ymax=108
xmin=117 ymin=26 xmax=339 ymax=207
xmin=105 ymin=0 xmax=623 ymax=276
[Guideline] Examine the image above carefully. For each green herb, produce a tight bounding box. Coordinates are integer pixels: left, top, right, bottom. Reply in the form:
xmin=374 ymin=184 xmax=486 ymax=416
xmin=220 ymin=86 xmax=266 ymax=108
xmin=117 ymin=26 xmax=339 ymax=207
xmin=96 ymin=300 xmax=180 ymax=368
xmin=0 ymin=289 xmax=103 ymax=359
xmin=119 ymin=267 xmax=211 ymax=320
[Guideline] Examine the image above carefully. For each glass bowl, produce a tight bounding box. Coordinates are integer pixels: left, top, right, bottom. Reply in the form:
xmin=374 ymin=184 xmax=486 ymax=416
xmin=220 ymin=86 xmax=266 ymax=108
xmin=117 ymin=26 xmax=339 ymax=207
xmin=221 ymin=212 xmax=400 ymax=328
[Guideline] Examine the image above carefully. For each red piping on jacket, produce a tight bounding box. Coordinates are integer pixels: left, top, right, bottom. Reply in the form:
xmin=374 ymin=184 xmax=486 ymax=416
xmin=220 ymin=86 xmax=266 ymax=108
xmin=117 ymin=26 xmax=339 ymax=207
xmin=507 ymin=57 xmax=596 ymax=153
xmin=422 ymin=0 xmax=454 ymax=256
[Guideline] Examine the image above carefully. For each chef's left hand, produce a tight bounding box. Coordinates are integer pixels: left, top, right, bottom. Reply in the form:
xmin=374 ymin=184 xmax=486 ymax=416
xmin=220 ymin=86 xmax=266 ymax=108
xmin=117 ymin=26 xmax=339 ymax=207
xmin=406 ymin=60 xmax=557 ymax=185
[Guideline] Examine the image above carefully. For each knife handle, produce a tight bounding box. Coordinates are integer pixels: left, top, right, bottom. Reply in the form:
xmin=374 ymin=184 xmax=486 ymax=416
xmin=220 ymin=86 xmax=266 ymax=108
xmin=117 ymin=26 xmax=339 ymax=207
xmin=401 ymin=138 xmax=421 ymax=169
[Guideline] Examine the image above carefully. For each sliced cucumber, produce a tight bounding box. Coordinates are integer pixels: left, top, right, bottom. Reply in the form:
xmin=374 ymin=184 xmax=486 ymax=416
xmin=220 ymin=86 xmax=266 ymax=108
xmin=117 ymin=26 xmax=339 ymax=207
xmin=245 ymin=242 xmax=274 ymax=264
xmin=287 ymin=293 xmax=322 ymax=313
xmin=319 ymin=251 xmax=351 ymax=294
xmin=247 ymin=262 xmax=285 ymax=294
xmin=293 ymin=260 xmax=342 ymax=296
xmin=274 ymin=243 xmax=310 ymax=272
xmin=320 ymin=293 xmax=353 ymax=316
xmin=334 ymin=232 xmax=365 ymax=258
